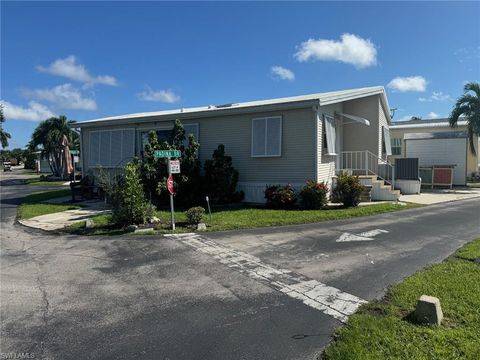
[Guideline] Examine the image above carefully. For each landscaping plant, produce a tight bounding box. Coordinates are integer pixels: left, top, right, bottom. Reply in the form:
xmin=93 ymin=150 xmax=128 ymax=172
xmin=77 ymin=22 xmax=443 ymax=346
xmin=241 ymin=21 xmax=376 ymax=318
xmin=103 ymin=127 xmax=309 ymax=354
xmin=331 ymin=172 xmax=365 ymax=207
xmin=264 ymin=184 xmax=297 ymax=209
xmin=299 ymin=180 xmax=329 ymax=209
xmin=185 ymin=206 xmax=206 ymax=225
xmin=111 ymin=162 xmax=155 ymax=226
xmin=139 ymin=119 xmax=202 ymax=206
xmin=204 ymin=144 xmax=244 ymax=203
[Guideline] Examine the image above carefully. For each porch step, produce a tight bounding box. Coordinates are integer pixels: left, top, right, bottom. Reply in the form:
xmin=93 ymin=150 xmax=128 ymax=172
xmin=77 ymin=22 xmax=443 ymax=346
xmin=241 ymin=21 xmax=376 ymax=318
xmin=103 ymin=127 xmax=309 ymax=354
xmin=359 ymin=176 xmax=400 ymax=201
xmin=359 ymin=186 xmax=372 ymax=202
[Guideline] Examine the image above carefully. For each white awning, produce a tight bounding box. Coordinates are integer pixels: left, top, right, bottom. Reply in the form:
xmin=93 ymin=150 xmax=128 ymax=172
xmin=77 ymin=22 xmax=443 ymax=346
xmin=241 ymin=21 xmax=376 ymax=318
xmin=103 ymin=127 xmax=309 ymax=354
xmin=337 ymin=112 xmax=370 ymax=126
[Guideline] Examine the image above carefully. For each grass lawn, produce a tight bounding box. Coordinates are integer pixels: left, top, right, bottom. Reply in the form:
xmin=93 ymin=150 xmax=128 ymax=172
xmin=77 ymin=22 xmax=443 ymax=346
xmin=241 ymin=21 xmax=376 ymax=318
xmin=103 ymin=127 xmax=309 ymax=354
xmin=466 ymin=182 xmax=480 ymax=188
xmin=67 ymin=202 xmax=420 ymax=235
xmin=23 ymin=177 xmax=68 ymax=186
xmin=323 ymin=238 xmax=480 ymax=360
xmin=17 ymin=189 xmax=80 ymax=220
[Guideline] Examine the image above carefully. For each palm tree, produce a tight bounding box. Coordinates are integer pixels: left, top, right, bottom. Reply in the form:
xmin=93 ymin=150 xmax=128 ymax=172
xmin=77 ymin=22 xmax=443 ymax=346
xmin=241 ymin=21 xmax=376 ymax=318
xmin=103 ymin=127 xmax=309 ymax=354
xmin=449 ymin=81 xmax=480 ymax=155
xmin=0 ymin=104 xmax=12 ymax=148
xmin=29 ymin=115 xmax=78 ymax=177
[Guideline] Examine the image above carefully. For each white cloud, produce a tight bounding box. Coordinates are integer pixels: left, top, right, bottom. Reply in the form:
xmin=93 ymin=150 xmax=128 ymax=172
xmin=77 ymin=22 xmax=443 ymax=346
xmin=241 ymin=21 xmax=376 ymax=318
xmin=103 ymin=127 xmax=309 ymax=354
xmin=137 ymin=87 xmax=180 ymax=103
xmin=418 ymin=91 xmax=453 ymax=102
xmin=21 ymin=84 xmax=97 ymax=111
xmin=294 ymin=33 xmax=377 ymax=68
xmin=387 ymin=76 xmax=427 ymax=92
xmin=1 ymin=100 xmax=56 ymax=122
xmin=36 ymin=56 xmax=118 ymax=86
xmin=271 ymin=66 xmax=295 ymax=81
xmin=427 ymin=112 xmax=440 ymax=118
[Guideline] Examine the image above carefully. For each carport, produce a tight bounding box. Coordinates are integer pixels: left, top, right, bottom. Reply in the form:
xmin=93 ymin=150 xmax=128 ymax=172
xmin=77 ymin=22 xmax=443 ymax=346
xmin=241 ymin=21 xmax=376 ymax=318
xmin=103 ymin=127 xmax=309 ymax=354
xmin=404 ymin=131 xmax=467 ymax=185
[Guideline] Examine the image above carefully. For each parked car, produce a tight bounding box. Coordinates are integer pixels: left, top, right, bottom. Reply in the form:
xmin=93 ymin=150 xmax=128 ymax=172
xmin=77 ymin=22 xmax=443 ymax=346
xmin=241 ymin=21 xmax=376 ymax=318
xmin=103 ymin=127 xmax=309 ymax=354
xmin=3 ymin=162 xmax=12 ymax=172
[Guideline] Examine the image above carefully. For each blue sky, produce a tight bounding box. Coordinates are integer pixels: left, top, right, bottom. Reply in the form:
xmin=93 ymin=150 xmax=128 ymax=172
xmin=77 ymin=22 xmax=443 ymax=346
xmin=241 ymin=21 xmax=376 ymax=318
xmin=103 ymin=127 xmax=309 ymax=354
xmin=2 ymin=1 xmax=479 ymax=148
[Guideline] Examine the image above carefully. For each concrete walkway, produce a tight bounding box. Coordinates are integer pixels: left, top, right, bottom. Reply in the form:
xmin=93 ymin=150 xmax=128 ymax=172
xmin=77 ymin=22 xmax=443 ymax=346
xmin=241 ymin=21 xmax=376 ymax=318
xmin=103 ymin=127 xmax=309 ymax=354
xmin=19 ymin=208 xmax=110 ymax=231
xmin=400 ymin=187 xmax=480 ymax=205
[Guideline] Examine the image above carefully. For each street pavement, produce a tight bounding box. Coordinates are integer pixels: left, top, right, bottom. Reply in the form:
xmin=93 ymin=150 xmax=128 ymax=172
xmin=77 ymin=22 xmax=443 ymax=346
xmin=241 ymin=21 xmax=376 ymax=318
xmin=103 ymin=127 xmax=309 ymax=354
xmin=1 ymin=168 xmax=479 ymax=359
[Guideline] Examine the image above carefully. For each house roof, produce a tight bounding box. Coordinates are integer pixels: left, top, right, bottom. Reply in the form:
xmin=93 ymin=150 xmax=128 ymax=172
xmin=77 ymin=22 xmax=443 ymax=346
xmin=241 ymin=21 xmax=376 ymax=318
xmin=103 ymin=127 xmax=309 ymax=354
xmin=390 ymin=117 xmax=468 ymax=129
xmin=74 ymin=86 xmax=391 ymax=128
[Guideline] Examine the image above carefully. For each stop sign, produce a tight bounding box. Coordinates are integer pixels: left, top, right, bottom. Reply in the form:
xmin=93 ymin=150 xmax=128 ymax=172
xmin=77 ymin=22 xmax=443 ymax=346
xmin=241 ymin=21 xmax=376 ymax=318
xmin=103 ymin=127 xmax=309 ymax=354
xmin=167 ymin=175 xmax=174 ymax=194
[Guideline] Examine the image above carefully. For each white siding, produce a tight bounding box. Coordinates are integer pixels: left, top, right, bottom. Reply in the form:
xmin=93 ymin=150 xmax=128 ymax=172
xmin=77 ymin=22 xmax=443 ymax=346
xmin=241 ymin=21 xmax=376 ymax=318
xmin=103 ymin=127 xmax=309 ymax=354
xmin=406 ymin=138 xmax=467 ymax=185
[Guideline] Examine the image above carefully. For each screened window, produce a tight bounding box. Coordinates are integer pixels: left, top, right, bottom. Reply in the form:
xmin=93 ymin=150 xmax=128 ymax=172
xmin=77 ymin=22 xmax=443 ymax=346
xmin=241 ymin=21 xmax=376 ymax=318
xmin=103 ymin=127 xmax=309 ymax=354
xmin=251 ymin=116 xmax=282 ymax=157
xmin=88 ymin=129 xmax=135 ymax=167
xmin=391 ymin=138 xmax=402 ymax=155
xmin=140 ymin=129 xmax=172 ymax=152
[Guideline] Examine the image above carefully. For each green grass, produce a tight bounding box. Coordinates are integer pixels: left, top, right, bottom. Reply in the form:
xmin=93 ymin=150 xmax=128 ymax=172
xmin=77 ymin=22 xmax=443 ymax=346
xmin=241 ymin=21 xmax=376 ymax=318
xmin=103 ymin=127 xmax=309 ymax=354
xmin=466 ymin=182 xmax=480 ymax=188
xmin=23 ymin=177 xmax=68 ymax=186
xmin=323 ymin=238 xmax=480 ymax=360
xmin=66 ymin=203 xmax=420 ymax=236
xmin=17 ymin=189 xmax=80 ymax=220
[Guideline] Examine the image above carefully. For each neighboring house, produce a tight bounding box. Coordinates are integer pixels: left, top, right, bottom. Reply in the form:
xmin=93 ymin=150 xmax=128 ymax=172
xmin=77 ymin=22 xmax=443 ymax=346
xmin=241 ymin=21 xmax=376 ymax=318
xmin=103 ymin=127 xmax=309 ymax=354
xmin=74 ymin=86 xmax=398 ymax=202
xmin=389 ymin=118 xmax=479 ymax=185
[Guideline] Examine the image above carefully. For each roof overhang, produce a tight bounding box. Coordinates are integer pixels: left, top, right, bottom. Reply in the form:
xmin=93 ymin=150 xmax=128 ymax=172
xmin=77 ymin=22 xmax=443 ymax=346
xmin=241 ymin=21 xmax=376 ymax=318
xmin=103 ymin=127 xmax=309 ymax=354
xmin=391 ymin=120 xmax=467 ymax=129
xmin=336 ymin=112 xmax=370 ymax=126
xmin=404 ymin=131 xmax=467 ymax=140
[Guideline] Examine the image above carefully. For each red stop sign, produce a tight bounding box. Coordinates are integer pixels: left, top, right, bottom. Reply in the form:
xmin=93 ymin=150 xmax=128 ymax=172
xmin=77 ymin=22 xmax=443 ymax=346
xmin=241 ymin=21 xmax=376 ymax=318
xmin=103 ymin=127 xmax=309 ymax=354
xmin=167 ymin=175 xmax=174 ymax=194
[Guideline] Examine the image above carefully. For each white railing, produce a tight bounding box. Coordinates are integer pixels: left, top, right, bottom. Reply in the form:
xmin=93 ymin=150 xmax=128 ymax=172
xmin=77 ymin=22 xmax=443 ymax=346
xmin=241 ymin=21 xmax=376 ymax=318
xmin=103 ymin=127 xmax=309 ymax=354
xmin=339 ymin=150 xmax=395 ymax=188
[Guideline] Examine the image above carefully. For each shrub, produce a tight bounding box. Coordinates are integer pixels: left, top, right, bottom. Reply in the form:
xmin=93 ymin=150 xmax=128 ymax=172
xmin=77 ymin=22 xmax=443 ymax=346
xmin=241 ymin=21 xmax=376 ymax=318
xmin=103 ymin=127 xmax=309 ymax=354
xmin=331 ymin=172 xmax=365 ymax=207
xmin=185 ymin=206 xmax=206 ymax=225
xmin=299 ymin=180 xmax=329 ymax=209
xmin=264 ymin=184 xmax=297 ymax=209
xmin=111 ymin=162 xmax=155 ymax=226
xmin=204 ymin=144 xmax=244 ymax=204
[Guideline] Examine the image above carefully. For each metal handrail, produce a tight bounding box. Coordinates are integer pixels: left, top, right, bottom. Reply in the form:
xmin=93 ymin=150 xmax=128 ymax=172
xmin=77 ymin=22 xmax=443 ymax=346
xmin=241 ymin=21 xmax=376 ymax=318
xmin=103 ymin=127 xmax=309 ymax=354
xmin=339 ymin=150 xmax=395 ymax=188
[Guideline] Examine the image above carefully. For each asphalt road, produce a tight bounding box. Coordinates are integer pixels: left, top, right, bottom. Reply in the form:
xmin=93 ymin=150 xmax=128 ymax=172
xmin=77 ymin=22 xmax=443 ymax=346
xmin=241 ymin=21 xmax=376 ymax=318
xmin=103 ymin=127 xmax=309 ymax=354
xmin=1 ymin=168 xmax=479 ymax=359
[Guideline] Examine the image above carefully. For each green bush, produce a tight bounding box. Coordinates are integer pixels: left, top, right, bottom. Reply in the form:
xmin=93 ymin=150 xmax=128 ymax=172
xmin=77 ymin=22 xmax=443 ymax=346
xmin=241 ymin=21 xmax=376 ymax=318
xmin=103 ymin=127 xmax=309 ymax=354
xmin=111 ymin=162 xmax=155 ymax=226
xmin=299 ymin=180 xmax=329 ymax=209
xmin=264 ymin=184 xmax=297 ymax=209
xmin=185 ymin=206 xmax=206 ymax=225
xmin=204 ymin=144 xmax=244 ymax=204
xmin=331 ymin=172 xmax=365 ymax=207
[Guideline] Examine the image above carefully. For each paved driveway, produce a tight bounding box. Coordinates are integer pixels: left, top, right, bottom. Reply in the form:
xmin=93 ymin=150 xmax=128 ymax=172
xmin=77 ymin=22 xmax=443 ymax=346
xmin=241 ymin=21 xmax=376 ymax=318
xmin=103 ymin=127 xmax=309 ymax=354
xmin=1 ymin=169 xmax=480 ymax=359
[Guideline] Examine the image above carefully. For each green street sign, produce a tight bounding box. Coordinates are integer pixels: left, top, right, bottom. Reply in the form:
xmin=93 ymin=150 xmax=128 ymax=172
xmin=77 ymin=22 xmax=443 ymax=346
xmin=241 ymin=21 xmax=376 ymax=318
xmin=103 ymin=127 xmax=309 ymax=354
xmin=154 ymin=150 xmax=181 ymax=158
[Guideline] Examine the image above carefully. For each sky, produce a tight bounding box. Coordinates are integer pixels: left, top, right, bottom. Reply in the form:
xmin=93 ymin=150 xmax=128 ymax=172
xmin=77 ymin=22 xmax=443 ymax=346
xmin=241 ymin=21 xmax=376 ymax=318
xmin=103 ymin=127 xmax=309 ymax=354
xmin=1 ymin=1 xmax=479 ymax=149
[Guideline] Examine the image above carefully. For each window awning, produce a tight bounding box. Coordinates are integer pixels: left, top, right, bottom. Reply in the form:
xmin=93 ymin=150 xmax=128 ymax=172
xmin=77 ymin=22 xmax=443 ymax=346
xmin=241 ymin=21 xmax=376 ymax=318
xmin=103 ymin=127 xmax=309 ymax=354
xmin=336 ymin=112 xmax=370 ymax=126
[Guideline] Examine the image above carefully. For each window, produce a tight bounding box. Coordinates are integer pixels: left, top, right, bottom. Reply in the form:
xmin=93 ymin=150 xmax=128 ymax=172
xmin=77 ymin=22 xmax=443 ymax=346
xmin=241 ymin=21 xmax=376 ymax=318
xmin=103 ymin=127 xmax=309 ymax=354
xmin=140 ymin=124 xmax=199 ymax=156
xmin=88 ymin=129 xmax=135 ymax=167
xmin=382 ymin=126 xmax=392 ymax=156
xmin=251 ymin=116 xmax=282 ymax=157
xmin=183 ymin=123 xmax=199 ymax=148
xmin=391 ymin=138 xmax=402 ymax=155
xmin=323 ymin=114 xmax=336 ymax=155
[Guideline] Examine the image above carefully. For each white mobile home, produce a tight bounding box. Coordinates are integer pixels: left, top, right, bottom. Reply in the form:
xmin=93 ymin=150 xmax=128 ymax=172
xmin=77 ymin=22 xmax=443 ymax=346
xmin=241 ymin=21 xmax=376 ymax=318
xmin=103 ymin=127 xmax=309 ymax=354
xmin=75 ymin=86 xmax=399 ymax=202
xmin=389 ymin=118 xmax=479 ymax=185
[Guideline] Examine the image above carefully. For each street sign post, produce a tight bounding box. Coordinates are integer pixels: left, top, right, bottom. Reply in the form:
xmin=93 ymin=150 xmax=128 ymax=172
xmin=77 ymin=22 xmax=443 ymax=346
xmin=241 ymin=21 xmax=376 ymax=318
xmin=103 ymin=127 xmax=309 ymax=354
xmin=154 ymin=150 xmax=181 ymax=159
xmin=167 ymin=173 xmax=175 ymax=230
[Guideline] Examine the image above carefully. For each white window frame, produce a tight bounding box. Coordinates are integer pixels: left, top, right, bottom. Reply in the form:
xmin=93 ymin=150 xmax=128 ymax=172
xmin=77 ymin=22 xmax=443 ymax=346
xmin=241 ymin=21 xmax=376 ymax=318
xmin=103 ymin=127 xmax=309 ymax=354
xmin=251 ymin=116 xmax=282 ymax=158
xmin=88 ymin=128 xmax=135 ymax=168
xmin=391 ymin=138 xmax=402 ymax=155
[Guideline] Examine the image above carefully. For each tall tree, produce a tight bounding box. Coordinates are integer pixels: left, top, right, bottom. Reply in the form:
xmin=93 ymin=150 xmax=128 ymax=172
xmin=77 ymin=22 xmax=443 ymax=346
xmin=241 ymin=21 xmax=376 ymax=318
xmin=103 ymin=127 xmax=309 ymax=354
xmin=449 ymin=81 xmax=480 ymax=154
xmin=0 ymin=104 xmax=12 ymax=149
xmin=29 ymin=115 xmax=77 ymax=177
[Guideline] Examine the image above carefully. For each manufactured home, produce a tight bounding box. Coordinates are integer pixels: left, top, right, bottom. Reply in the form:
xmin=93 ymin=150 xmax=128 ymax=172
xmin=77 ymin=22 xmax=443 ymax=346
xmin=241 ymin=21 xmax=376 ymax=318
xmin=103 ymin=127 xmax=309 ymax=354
xmin=75 ymin=86 xmax=399 ymax=203
xmin=389 ymin=118 xmax=479 ymax=185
